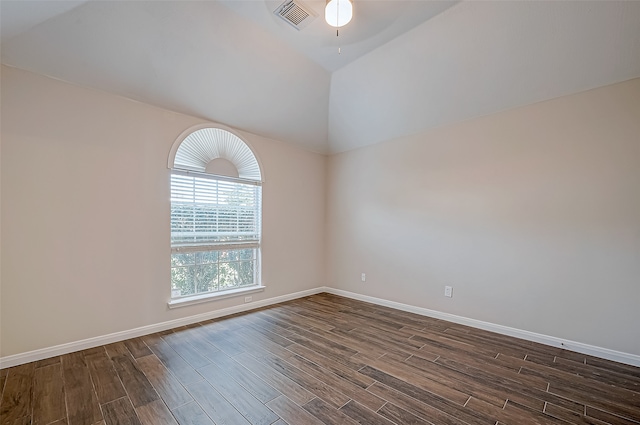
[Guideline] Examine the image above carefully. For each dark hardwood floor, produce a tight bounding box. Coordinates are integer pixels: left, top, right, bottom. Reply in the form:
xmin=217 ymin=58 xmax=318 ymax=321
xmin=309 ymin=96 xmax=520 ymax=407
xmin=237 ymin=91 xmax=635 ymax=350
xmin=1 ymin=293 xmax=639 ymax=425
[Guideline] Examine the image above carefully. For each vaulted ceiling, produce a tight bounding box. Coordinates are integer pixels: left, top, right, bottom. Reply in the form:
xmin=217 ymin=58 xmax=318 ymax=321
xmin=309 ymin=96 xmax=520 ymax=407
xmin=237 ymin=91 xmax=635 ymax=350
xmin=2 ymin=0 xmax=640 ymax=153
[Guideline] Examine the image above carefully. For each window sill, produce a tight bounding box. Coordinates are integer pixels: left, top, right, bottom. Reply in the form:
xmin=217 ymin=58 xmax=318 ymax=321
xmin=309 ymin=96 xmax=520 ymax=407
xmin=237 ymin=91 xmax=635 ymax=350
xmin=167 ymin=285 xmax=266 ymax=309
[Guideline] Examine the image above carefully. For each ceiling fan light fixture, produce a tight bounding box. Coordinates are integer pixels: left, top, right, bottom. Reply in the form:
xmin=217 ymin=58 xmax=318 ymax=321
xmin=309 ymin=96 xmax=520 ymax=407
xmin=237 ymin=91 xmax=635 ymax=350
xmin=325 ymin=0 xmax=353 ymax=28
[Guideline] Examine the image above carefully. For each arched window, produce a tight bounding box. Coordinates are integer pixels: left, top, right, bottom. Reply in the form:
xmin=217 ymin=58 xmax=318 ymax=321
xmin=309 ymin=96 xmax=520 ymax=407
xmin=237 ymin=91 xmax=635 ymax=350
xmin=167 ymin=127 xmax=263 ymax=306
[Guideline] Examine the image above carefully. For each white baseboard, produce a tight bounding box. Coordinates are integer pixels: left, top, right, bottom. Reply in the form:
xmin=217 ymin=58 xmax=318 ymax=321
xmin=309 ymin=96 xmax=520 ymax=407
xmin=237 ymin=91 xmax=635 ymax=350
xmin=0 ymin=287 xmax=324 ymax=369
xmin=322 ymin=287 xmax=640 ymax=367
xmin=3 ymin=285 xmax=639 ymax=369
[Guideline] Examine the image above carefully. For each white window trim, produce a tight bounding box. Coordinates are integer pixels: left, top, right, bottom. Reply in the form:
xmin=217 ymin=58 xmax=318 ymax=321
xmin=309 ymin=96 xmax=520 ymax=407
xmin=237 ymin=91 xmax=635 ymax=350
xmin=168 ymin=285 xmax=266 ymax=309
xmin=171 ymin=168 xmax=262 ymax=186
xmin=169 ymin=125 xmax=263 ymax=303
xmin=171 ymin=241 xmax=259 ymax=253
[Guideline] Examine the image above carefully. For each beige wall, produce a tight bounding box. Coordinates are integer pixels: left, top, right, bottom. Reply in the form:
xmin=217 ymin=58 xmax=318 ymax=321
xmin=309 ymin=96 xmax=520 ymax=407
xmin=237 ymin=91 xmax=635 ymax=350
xmin=0 ymin=66 xmax=326 ymax=357
xmin=2 ymin=64 xmax=639 ymax=360
xmin=327 ymin=78 xmax=640 ymax=356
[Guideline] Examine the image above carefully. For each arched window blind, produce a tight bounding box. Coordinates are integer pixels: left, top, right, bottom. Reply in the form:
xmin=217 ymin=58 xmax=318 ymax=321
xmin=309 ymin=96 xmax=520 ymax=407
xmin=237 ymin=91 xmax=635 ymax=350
xmin=168 ymin=127 xmax=262 ymax=302
xmin=173 ymin=127 xmax=262 ymax=180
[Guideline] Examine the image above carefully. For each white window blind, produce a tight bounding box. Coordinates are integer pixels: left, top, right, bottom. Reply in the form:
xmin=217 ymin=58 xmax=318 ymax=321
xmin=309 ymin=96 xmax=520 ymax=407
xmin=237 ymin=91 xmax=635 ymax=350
xmin=170 ymin=173 xmax=261 ymax=249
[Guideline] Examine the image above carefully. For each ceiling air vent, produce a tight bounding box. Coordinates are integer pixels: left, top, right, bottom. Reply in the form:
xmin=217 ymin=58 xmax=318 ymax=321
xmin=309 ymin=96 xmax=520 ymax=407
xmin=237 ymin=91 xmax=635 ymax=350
xmin=274 ymin=0 xmax=317 ymax=31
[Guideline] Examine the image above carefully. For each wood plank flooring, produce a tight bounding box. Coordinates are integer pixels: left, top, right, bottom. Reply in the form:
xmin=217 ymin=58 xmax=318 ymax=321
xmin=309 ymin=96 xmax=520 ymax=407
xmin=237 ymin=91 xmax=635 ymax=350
xmin=1 ymin=293 xmax=639 ymax=425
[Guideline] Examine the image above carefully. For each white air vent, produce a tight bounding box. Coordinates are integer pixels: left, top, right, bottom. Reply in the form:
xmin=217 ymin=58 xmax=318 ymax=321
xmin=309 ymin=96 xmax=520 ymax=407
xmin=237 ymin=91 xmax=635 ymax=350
xmin=274 ymin=0 xmax=317 ymax=30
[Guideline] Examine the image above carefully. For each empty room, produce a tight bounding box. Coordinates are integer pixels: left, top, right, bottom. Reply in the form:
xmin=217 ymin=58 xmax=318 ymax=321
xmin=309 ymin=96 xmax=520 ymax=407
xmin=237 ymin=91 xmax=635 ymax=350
xmin=1 ymin=0 xmax=639 ymax=424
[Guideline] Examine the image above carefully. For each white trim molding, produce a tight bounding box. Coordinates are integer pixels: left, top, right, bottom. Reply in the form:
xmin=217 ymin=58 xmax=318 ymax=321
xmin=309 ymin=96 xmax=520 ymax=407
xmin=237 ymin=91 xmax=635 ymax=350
xmin=322 ymin=287 xmax=640 ymax=368
xmin=0 ymin=287 xmax=323 ymax=369
xmin=2 ymin=286 xmax=639 ymax=369
xmin=168 ymin=285 xmax=266 ymax=309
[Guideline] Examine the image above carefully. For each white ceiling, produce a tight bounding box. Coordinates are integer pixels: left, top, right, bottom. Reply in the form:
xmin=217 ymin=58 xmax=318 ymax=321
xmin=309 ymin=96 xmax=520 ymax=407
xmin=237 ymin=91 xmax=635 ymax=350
xmin=2 ymin=0 xmax=640 ymax=154
xmin=217 ymin=0 xmax=458 ymax=72
xmin=0 ymin=0 xmax=88 ymax=40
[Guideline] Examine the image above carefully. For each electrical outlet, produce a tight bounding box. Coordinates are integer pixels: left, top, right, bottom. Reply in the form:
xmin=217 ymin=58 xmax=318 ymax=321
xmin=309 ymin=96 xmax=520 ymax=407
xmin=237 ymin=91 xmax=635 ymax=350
xmin=244 ymin=296 xmax=252 ymax=303
xmin=361 ymin=273 xmax=366 ymax=282
xmin=444 ymin=286 xmax=453 ymax=298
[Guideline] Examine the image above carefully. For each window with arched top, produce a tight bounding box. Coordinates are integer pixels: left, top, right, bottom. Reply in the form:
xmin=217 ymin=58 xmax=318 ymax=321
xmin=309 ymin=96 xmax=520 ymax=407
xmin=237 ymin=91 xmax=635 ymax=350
xmin=167 ymin=127 xmax=263 ymax=306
